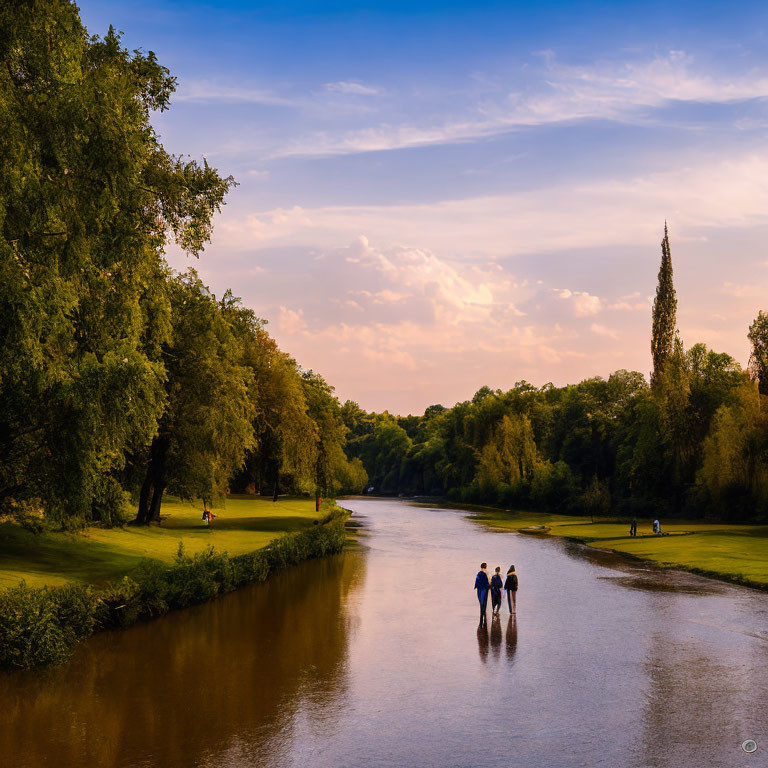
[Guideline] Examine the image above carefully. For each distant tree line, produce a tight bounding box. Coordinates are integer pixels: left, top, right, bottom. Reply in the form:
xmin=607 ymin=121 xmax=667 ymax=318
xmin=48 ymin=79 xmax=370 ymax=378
xmin=0 ymin=1 xmax=367 ymax=528
xmin=344 ymin=228 xmax=768 ymax=522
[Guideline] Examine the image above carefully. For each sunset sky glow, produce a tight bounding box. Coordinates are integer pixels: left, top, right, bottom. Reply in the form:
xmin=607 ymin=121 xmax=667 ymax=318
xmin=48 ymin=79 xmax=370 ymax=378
xmin=80 ymin=0 xmax=768 ymax=414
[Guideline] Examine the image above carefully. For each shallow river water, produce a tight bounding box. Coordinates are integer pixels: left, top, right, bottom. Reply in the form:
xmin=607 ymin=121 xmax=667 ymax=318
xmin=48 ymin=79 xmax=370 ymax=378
xmin=2 ymin=499 xmax=768 ymax=768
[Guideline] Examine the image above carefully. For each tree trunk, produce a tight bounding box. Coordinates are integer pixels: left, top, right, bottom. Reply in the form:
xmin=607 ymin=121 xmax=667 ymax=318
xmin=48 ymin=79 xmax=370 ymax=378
xmin=272 ymin=468 xmax=279 ymax=502
xmin=135 ymin=475 xmax=153 ymax=524
xmin=134 ymin=435 xmax=168 ymax=524
xmin=149 ymin=482 xmax=165 ymax=522
xmin=315 ymin=495 xmax=321 ymax=512
xmin=255 ymin=460 xmax=263 ymax=496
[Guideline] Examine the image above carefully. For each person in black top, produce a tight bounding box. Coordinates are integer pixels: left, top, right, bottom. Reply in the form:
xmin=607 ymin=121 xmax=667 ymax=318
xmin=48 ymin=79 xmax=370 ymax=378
xmin=629 ymin=518 xmax=637 ymax=537
xmin=490 ymin=566 xmax=503 ymax=617
xmin=504 ymin=565 xmax=518 ymax=613
xmin=474 ymin=563 xmax=490 ymax=624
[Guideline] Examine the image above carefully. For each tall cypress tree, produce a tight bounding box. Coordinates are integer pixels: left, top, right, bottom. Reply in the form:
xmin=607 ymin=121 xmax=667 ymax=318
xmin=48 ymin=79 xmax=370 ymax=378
xmin=650 ymin=222 xmax=677 ymax=387
xmin=748 ymin=310 xmax=768 ymax=395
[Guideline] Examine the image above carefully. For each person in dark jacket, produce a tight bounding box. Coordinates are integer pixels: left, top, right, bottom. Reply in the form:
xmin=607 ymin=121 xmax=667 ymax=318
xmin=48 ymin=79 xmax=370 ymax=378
xmin=504 ymin=565 xmax=518 ymax=613
xmin=490 ymin=566 xmax=503 ymax=617
xmin=474 ymin=563 xmax=490 ymax=624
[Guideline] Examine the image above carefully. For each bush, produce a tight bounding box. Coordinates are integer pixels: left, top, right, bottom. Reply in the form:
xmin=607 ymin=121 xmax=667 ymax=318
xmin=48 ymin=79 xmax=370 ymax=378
xmin=0 ymin=506 xmax=350 ymax=670
xmin=0 ymin=582 xmax=98 ymax=670
xmin=90 ymin=476 xmax=129 ymax=527
xmin=166 ymin=545 xmax=233 ymax=610
xmin=50 ymin=583 xmax=99 ymax=640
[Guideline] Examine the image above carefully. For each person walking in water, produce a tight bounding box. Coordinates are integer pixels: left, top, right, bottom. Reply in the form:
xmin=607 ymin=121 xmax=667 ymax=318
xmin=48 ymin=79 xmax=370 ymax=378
xmin=474 ymin=563 xmax=490 ymax=624
xmin=504 ymin=565 xmax=518 ymax=613
xmin=490 ymin=566 xmax=503 ymax=617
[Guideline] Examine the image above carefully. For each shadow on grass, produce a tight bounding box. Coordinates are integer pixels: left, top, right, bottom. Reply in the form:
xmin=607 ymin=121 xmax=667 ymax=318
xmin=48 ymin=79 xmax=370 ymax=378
xmin=168 ymin=515 xmax=315 ymax=534
xmin=0 ymin=523 xmax=144 ymax=585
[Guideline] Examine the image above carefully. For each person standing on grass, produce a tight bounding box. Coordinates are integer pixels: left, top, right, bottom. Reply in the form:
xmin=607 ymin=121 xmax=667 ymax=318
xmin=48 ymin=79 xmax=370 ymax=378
xmin=490 ymin=566 xmax=504 ymax=617
xmin=504 ymin=565 xmax=518 ymax=613
xmin=474 ymin=563 xmax=490 ymax=624
xmin=629 ymin=518 xmax=637 ymax=537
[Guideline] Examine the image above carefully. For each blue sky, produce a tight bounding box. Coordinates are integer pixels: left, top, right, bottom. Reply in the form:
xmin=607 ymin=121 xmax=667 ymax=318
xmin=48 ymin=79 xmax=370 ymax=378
xmin=80 ymin=0 xmax=768 ymax=413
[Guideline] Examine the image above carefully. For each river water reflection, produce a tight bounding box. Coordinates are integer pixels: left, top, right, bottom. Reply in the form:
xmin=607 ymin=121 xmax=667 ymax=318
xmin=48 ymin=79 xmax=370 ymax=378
xmin=2 ymin=499 xmax=768 ymax=767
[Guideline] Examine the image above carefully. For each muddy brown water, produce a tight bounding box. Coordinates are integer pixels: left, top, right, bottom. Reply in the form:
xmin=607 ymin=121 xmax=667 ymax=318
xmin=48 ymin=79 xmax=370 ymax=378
xmin=2 ymin=499 xmax=768 ymax=768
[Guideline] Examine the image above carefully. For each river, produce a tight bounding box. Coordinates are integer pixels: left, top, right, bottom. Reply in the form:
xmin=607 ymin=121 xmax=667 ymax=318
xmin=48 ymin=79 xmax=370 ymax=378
xmin=2 ymin=498 xmax=767 ymax=768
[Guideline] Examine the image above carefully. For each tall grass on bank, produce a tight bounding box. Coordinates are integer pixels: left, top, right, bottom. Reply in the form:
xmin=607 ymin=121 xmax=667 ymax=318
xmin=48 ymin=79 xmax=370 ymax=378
xmin=0 ymin=508 xmax=348 ymax=671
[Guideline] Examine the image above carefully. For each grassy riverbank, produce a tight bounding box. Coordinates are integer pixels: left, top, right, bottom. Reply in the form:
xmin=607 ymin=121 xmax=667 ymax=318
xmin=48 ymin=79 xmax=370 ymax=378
xmin=462 ymin=506 xmax=768 ymax=588
xmin=0 ymin=496 xmax=323 ymax=589
xmin=0 ymin=500 xmax=349 ymax=670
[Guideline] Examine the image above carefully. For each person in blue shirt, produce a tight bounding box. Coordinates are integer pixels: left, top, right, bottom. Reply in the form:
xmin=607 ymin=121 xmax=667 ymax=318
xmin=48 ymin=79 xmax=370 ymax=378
xmin=474 ymin=562 xmax=490 ymax=624
xmin=490 ymin=566 xmax=504 ymax=617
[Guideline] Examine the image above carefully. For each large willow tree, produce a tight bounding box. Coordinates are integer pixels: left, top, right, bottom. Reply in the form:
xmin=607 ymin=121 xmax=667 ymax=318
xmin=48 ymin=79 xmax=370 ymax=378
xmin=134 ymin=273 xmax=256 ymax=523
xmin=0 ymin=1 xmax=233 ymax=524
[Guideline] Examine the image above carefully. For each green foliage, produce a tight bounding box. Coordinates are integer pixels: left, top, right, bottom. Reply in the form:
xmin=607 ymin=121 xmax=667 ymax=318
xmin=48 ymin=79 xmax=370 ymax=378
xmin=0 ymin=582 xmax=98 ymax=670
xmin=0 ymin=2 xmax=233 ymax=525
xmin=233 ymin=322 xmax=317 ymax=498
xmin=91 ymin=475 xmax=129 ymax=527
xmin=748 ymin=310 xmax=768 ymax=395
xmin=354 ymin=414 xmax=412 ymax=493
xmin=578 ymin=475 xmax=612 ymax=518
xmin=133 ymin=272 xmax=257 ymax=522
xmin=347 ymin=339 xmax=755 ymax=520
xmin=302 ymin=370 xmax=367 ymax=495
xmin=474 ymin=414 xmax=539 ymax=499
xmin=698 ymin=380 xmax=768 ymax=520
xmin=651 ymin=223 xmax=677 ymax=388
xmin=530 ymin=460 xmax=578 ymax=510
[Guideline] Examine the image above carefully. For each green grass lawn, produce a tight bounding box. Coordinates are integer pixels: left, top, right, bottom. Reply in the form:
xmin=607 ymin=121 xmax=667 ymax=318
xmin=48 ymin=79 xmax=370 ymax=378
xmin=0 ymin=496 xmax=322 ymax=589
xmin=465 ymin=506 xmax=768 ymax=588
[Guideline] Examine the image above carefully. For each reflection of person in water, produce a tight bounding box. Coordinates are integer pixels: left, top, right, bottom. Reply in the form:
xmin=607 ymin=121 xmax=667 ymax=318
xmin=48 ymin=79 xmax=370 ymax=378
xmin=490 ymin=611 xmax=503 ymax=659
xmin=477 ymin=620 xmax=489 ymax=663
xmin=505 ymin=615 xmax=518 ymax=662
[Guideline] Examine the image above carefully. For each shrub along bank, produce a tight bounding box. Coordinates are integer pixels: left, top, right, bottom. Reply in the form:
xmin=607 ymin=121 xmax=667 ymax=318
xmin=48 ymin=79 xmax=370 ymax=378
xmin=0 ymin=507 xmax=348 ymax=671
xmin=0 ymin=496 xmax=326 ymax=589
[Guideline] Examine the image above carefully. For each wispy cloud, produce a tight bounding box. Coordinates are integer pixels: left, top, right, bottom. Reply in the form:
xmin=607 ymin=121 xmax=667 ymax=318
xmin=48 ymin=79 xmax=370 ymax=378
xmin=323 ymin=81 xmax=379 ymax=95
xmin=175 ymin=80 xmax=297 ymax=106
xmin=274 ymin=52 xmax=768 ymax=156
xmin=213 ymin=145 xmax=768 ymax=257
xmin=590 ymin=323 xmax=620 ymax=340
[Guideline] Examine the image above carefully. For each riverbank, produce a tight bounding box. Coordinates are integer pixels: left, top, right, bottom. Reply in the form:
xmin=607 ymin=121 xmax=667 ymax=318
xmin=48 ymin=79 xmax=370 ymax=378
xmin=0 ymin=496 xmax=322 ymax=589
xmin=0 ymin=499 xmax=349 ymax=670
xmin=448 ymin=504 xmax=768 ymax=589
